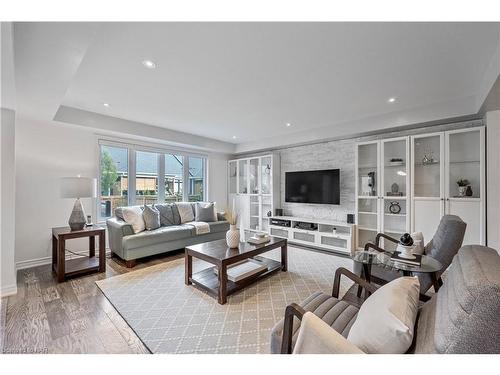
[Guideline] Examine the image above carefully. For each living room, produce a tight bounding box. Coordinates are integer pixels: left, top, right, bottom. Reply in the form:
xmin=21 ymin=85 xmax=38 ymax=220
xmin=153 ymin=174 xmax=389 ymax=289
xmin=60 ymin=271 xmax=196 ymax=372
xmin=1 ymin=1 xmax=500 ymax=372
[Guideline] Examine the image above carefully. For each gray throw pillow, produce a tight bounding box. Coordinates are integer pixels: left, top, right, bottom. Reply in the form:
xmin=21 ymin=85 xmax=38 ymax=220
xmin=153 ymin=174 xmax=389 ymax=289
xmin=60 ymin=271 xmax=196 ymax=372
xmin=195 ymin=202 xmax=217 ymax=222
xmin=170 ymin=203 xmax=181 ymax=225
xmin=155 ymin=203 xmax=181 ymax=226
xmin=143 ymin=205 xmax=160 ymax=230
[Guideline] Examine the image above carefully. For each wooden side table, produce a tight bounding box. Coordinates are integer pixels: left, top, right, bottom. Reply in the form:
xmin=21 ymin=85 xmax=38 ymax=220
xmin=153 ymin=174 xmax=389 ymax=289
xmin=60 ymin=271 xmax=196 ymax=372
xmin=52 ymin=226 xmax=106 ymax=282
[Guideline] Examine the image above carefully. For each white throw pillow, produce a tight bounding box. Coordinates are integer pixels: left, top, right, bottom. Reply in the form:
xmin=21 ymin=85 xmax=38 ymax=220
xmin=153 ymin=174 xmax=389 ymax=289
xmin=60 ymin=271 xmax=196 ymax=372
xmin=121 ymin=206 xmax=146 ymax=234
xmin=176 ymin=202 xmax=195 ymax=223
xmin=347 ymin=277 xmax=420 ymax=354
xmin=411 ymin=232 xmax=425 ymax=255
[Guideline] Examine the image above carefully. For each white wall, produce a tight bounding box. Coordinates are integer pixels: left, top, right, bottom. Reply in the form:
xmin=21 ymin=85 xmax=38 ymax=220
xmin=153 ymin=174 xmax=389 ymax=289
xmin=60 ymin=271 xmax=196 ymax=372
xmin=486 ymin=110 xmax=500 ymax=252
xmin=15 ymin=117 xmax=98 ymax=268
xmin=14 ymin=117 xmax=228 ymax=268
xmin=1 ymin=108 xmax=17 ymax=297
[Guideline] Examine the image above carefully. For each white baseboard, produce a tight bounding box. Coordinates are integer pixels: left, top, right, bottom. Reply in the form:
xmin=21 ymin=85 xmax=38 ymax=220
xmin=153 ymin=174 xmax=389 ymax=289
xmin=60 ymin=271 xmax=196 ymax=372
xmin=16 ymin=249 xmax=112 ymax=271
xmin=1 ymin=284 xmax=18 ymax=298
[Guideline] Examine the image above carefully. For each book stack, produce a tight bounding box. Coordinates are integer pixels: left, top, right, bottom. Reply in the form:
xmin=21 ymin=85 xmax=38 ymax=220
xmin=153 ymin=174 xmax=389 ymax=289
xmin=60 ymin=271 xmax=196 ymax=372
xmin=390 ymin=252 xmax=422 ymax=266
xmin=247 ymin=233 xmax=271 ymax=245
xmin=213 ymin=259 xmax=267 ymax=282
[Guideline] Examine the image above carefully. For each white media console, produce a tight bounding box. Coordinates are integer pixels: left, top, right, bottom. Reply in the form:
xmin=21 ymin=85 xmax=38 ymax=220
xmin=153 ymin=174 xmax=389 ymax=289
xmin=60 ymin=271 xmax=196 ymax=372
xmin=268 ymin=216 xmax=356 ymax=255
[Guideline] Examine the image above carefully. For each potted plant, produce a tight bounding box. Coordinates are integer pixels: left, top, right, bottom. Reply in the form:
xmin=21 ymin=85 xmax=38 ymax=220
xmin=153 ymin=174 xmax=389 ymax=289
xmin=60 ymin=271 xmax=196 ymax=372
xmin=456 ymin=179 xmax=470 ymax=197
xmin=224 ymin=207 xmax=240 ymax=248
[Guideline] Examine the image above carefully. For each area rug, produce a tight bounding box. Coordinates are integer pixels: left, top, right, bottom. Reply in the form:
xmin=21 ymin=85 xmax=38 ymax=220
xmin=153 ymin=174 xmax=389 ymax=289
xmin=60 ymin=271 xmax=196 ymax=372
xmin=96 ymin=246 xmax=354 ymax=354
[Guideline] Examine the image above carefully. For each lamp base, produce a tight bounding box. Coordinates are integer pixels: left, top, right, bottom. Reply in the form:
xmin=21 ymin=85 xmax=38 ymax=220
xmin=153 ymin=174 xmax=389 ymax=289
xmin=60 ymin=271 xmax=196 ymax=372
xmin=69 ymin=198 xmax=86 ymax=231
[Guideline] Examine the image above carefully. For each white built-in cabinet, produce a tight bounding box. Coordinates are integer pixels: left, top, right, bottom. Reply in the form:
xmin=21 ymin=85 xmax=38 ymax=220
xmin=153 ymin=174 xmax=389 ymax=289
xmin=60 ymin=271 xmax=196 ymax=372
xmin=228 ymin=154 xmax=280 ymax=234
xmin=356 ymin=137 xmax=410 ymax=250
xmin=411 ymin=127 xmax=485 ymax=246
xmin=355 ymin=127 xmax=485 ymax=250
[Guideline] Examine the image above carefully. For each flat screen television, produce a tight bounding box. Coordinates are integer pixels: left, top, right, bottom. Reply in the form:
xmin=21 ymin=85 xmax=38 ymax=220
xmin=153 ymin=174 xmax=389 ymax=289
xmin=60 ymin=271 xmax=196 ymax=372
xmin=285 ymin=169 xmax=340 ymax=204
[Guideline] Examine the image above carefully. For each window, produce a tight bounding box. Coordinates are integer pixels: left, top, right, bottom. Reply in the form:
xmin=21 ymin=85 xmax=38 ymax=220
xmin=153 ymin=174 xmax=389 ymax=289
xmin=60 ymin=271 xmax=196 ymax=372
xmin=188 ymin=156 xmax=205 ymax=202
xmin=165 ymin=154 xmax=183 ymax=202
xmin=98 ymin=141 xmax=207 ymax=221
xmin=99 ymin=145 xmax=128 ymax=219
xmin=135 ymin=151 xmax=159 ymax=206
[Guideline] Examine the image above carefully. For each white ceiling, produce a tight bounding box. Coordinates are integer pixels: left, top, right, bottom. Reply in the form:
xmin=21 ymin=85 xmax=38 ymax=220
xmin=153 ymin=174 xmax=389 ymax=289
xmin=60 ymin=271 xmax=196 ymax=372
xmin=7 ymin=22 xmax=500 ymax=153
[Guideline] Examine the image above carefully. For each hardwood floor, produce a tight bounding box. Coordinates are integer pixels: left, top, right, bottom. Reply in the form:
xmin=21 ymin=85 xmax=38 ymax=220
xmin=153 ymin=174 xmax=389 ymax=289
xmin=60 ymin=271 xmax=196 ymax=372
xmin=0 ymin=251 xmax=184 ymax=354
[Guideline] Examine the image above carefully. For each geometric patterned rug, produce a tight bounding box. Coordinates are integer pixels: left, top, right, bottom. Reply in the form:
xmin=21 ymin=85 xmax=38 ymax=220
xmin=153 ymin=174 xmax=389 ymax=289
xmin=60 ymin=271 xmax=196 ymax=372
xmin=95 ymin=246 xmax=354 ymax=354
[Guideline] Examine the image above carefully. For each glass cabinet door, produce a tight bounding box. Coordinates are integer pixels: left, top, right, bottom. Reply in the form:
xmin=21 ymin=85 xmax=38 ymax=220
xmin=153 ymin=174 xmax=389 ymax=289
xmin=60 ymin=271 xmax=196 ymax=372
xmin=411 ymin=133 xmax=444 ymax=243
xmin=447 ymin=129 xmax=481 ymax=198
xmin=260 ymin=156 xmax=272 ymax=194
xmin=381 ymin=138 xmax=409 ymax=241
xmin=238 ymin=159 xmax=248 ymax=194
xmin=228 ymin=161 xmax=237 ymax=194
xmin=357 ymin=142 xmax=380 ymax=250
xmin=413 ymin=134 xmax=442 ymax=198
xmin=357 ymin=142 xmax=379 ymax=197
xmin=249 ymin=158 xmax=259 ymax=194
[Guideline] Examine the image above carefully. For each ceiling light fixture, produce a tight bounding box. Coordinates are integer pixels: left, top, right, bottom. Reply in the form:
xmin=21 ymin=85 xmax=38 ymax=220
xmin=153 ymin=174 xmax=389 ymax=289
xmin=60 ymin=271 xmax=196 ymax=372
xmin=142 ymin=60 xmax=157 ymax=69
xmin=388 ymin=97 xmax=396 ymax=103
xmin=286 ymin=123 xmax=291 ymax=127
xmin=103 ymin=103 xmax=110 ymax=107
xmin=232 ymin=136 xmax=237 ymax=139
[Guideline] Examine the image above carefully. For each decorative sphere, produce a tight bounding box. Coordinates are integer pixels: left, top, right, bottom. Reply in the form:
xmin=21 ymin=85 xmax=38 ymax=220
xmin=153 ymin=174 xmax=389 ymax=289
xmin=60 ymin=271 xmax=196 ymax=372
xmin=399 ymin=233 xmax=414 ymax=246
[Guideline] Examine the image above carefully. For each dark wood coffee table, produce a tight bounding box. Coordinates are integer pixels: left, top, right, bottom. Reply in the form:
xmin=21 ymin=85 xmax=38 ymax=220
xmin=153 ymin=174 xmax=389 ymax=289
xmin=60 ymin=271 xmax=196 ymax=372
xmin=185 ymin=237 xmax=287 ymax=304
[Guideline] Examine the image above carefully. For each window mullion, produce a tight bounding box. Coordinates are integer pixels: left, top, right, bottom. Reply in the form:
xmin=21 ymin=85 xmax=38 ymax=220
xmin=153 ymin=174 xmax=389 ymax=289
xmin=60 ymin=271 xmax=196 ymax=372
xmin=183 ymin=155 xmax=189 ymax=202
xmin=129 ymin=148 xmax=136 ymax=205
xmin=158 ymin=153 xmax=165 ymax=203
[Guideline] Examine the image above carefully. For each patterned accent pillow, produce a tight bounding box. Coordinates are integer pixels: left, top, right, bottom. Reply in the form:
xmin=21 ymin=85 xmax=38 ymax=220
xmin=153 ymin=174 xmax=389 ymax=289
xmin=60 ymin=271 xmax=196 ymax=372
xmin=143 ymin=205 xmax=160 ymax=230
xmin=155 ymin=204 xmax=176 ymax=226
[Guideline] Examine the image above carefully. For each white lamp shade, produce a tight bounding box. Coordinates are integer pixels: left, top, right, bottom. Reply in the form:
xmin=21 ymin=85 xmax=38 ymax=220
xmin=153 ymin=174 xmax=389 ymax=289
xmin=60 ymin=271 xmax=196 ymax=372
xmin=60 ymin=177 xmax=97 ymax=198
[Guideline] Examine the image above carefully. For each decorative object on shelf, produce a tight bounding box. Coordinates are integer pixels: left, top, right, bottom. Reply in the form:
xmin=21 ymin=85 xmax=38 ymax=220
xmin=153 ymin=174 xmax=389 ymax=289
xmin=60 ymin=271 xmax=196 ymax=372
xmin=387 ymin=183 xmax=403 ymax=196
xmin=266 ymin=210 xmax=272 ymax=217
xmin=389 ymin=158 xmax=404 ymax=166
xmin=466 ymin=185 xmax=473 ymax=197
xmin=224 ymin=207 xmax=240 ymax=248
xmin=367 ymin=171 xmax=376 ymax=196
xmin=86 ymin=215 xmax=93 ymax=227
xmin=275 ymin=208 xmax=283 ymax=216
xmin=457 ymin=179 xmax=470 ymax=197
xmin=422 ymin=152 xmax=437 ymax=165
xmin=60 ymin=176 xmax=97 ymax=231
xmin=396 ymin=233 xmax=416 ymax=259
xmin=332 ymin=227 xmax=337 ymax=236
xmin=347 ymin=213 xmax=355 ymax=224
xmin=389 ymin=201 xmax=401 ymax=214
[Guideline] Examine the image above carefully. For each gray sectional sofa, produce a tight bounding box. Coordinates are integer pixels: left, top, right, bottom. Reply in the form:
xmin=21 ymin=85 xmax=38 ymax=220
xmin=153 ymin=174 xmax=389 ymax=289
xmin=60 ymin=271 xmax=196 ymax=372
xmin=106 ymin=203 xmax=229 ymax=267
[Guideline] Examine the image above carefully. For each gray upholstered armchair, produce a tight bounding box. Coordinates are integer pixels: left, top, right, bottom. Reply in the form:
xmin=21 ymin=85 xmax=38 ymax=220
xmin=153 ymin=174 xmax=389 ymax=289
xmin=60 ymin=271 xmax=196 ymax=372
xmin=354 ymin=214 xmax=466 ymax=294
xmin=271 ymin=245 xmax=500 ymax=354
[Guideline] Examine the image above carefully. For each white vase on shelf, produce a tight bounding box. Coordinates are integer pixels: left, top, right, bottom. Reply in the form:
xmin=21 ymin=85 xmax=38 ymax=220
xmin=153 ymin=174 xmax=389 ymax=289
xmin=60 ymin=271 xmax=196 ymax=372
xmin=226 ymin=225 xmax=240 ymax=248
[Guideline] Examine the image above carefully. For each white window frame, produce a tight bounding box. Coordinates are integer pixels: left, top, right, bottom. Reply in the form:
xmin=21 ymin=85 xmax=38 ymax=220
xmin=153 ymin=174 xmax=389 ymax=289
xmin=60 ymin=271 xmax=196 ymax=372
xmin=97 ymin=138 xmax=208 ymax=222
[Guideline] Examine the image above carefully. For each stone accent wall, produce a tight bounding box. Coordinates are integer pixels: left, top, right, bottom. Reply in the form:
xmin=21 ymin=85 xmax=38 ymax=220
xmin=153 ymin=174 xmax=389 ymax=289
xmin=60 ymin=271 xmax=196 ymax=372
xmin=279 ymin=138 xmax=356 ymax=222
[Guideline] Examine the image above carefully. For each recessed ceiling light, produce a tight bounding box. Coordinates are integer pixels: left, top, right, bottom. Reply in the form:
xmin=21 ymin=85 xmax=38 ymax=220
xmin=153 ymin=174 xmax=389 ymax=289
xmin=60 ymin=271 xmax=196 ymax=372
xmin=286 ymin=123 xmax=291 ymax=127
xmin=388 ymin=97 xmax=396 ymax=103
xmin=397 ymin=170 xmax=407 ymax=176
xmin=103 ymin=103 xmax=110 ymax=107
xmin=142 ymin=60 xmax=157 ymax=69
xmin=232 ymin=136 xmax=237 ymax=139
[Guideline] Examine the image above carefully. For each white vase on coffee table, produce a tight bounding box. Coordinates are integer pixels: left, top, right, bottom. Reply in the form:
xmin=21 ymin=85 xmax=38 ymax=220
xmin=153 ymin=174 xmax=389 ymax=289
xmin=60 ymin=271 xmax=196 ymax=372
xmin=226 ymin=224 xmax=240 ymax=248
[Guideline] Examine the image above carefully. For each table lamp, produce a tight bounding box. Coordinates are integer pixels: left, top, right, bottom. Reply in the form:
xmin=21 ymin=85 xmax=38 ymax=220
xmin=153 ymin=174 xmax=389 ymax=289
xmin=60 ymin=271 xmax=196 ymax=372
xmin=60 ymin=176 xmax=97 ymax=231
